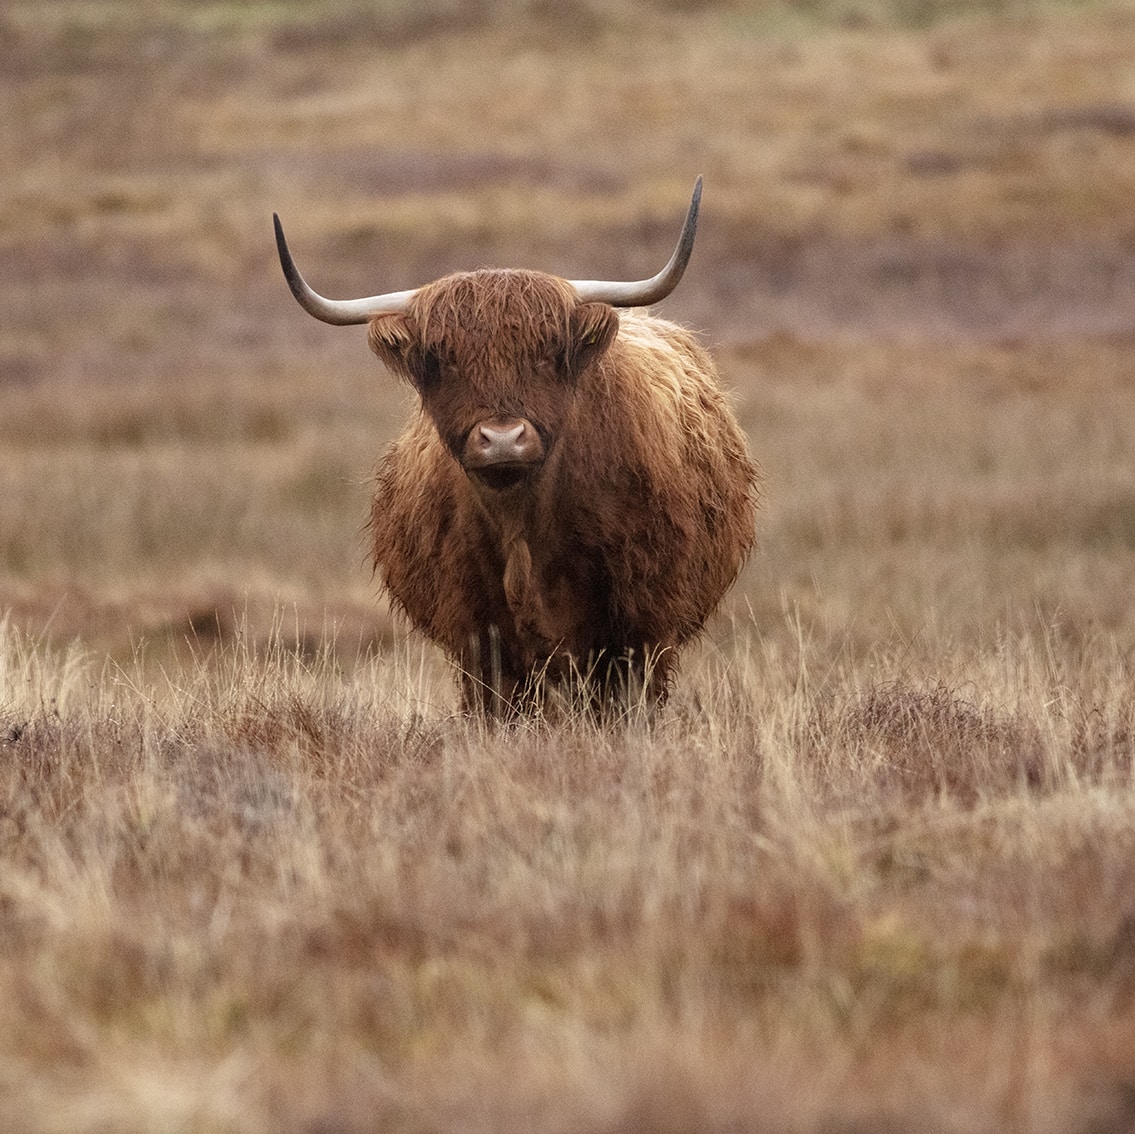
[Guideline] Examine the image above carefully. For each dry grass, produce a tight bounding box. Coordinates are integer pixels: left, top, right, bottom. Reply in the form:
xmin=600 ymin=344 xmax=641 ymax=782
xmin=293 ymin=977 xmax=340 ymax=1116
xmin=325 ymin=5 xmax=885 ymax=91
xmin=2 ymin=617 xmax=1135 ymax=1132
xmin=4 ymin=0 xmax=1135 ymax=1129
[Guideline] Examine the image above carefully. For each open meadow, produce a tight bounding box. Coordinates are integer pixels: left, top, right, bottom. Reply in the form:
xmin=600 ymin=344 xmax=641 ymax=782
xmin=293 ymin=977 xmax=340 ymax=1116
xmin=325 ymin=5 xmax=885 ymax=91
xmin=4 ymin=1 xmax=1135 ymax=1130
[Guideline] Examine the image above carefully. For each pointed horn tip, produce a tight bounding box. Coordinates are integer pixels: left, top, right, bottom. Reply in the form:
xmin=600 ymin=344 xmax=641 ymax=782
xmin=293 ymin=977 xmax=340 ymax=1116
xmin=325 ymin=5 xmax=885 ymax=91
xmin=272 ymin=213 xmax=289 ymax=253
xmin=273 ymin=214 xmax=293 ymax=273
xmin=688 ymin=176 xmax=703 ymax=217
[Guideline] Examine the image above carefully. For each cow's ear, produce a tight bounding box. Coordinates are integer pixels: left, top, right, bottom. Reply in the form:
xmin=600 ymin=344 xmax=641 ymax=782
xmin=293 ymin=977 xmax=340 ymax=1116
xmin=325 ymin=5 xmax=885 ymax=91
xmin=368 ymin=314 xmax=416 ymax=377
xmin=565 ymin=303 xmax=618 ymax=374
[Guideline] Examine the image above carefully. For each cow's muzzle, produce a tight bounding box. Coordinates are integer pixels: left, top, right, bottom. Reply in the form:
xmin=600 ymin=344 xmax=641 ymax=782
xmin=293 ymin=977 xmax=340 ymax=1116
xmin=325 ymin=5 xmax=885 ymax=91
xmin=463 ymin=418 xmax=545 ymax=490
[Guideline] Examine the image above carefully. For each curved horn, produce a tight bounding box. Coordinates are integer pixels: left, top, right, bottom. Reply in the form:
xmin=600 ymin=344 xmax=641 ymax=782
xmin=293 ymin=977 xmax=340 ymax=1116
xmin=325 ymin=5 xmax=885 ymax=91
xmin=570 ymin=176 xmax=702 ymax=308
xmin=273 ymin=214 xmax=416 ymax=325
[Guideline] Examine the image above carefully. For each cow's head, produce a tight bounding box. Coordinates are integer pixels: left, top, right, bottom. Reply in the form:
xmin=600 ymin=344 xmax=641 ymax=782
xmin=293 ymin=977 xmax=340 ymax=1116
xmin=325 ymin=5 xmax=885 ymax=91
xmin=273 ymin=179 xmax=701 ymax=492
xmin=365 ymin=269 xmax=619 ymax=490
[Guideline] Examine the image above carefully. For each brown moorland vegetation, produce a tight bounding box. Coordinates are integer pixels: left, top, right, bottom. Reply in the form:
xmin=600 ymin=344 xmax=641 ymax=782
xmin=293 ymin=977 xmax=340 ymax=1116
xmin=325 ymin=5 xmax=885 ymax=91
xmin=3 ymin=1 xmax=1135 ymax=1130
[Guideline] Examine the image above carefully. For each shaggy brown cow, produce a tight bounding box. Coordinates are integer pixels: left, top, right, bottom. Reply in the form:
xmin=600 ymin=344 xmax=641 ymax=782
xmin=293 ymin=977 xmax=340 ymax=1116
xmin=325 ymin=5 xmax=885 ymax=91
xmin=274 ymin=179 xmax=759 ymax=717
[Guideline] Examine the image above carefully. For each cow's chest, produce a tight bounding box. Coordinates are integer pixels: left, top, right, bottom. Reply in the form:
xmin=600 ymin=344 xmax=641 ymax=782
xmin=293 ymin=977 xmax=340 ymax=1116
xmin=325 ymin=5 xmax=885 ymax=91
xmin=486 ymin=532 xmax=606 ymax=659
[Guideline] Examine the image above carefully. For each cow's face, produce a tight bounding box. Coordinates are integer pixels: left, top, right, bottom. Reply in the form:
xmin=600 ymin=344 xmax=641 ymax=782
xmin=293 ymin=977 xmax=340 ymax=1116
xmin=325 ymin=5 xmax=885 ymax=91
xmin=368 ymin=270 xmax=618 ymax=491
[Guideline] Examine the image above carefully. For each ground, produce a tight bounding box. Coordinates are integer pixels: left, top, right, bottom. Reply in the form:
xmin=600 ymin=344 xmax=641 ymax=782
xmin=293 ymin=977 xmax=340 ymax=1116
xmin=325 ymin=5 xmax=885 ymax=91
xmin=2 ymin=2 xmax=1135 ymax=1131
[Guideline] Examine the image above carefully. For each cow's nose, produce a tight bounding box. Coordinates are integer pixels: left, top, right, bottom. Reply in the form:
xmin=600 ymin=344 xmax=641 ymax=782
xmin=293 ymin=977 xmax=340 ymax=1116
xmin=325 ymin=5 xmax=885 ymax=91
xmin=465 ymin=418 xmax=545 ymax=468
xmin=477 ymin=421 xmax=528 ymax=461
xmin=462 ymin=417 xmax=545 ymax=489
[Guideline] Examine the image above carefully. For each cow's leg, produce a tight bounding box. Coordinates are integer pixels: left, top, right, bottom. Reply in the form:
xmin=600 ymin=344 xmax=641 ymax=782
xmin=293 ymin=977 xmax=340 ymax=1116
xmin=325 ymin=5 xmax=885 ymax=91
xmin=574 ymin=646 xmax=674 ymax=723
xmin=458 ymin=627 xmax=525 ymax=719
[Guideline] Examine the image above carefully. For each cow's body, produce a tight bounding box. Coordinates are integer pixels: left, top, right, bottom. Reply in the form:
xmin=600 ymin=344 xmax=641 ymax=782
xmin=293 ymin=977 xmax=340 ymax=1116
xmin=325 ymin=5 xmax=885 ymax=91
xmin=274 ymin=180 xmax=760 ymax=717
xmin=368 ymin=295 xmax=758 ymax=714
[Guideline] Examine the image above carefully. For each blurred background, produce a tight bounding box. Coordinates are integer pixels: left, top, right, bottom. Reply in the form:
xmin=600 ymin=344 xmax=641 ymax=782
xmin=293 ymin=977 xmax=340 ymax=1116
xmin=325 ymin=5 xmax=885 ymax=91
xmin=3 ymin=0 xmax=1135 ymax=671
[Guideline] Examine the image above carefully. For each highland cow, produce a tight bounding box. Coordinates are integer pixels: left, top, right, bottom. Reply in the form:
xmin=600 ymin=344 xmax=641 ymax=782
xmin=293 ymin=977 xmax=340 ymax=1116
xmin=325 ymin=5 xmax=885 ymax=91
xmin=274 ymin=178 xmax=759 ymax=717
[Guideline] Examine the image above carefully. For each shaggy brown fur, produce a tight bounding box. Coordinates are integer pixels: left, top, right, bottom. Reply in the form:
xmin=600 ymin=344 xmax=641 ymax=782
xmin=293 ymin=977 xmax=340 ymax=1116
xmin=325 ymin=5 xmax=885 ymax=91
xmin=367 ymin=269 xmax=759 ymax=718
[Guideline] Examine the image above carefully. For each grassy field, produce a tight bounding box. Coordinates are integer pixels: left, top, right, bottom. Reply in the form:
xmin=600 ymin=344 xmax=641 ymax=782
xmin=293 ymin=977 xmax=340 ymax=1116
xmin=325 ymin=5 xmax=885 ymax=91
xmin=4 ymin=1 xmax=1135 ymax=1130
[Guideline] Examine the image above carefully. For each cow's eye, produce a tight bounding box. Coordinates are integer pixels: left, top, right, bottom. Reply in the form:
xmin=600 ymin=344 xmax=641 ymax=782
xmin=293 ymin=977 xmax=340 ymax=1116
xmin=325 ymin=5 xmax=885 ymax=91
xmin=415 ymin=349 xmax=442 ymax=392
